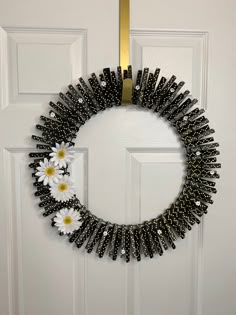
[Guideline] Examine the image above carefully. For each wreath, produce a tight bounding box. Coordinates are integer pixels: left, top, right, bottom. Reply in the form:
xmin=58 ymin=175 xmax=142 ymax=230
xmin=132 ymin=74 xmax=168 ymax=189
xmin=29 ymin=66 xmax=220 ymax=262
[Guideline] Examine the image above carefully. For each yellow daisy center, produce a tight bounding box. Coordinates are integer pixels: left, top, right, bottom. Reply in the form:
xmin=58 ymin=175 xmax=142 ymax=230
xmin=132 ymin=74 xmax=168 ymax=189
xmin=57 ymin=149 xmax=65 ymax=159
xmin=63 ymin=216 xmax=73 ymax=225
xmin=44 ymin=166 xmax=55 ymax=177
xmin=58 ymin=182 xmax=68 ymax=192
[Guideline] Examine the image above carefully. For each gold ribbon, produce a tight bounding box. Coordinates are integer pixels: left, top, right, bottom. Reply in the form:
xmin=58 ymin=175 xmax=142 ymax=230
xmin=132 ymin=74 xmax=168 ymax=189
xmin=120 ymin=0 xmax=132 ymax=104
xmin=119 ymin=0 xmax=130 ymax=70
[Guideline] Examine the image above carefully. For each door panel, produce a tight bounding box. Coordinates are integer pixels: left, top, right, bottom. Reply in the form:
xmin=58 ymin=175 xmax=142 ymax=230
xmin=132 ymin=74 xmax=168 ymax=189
xmin=0 ymin=1 xmax=235 ymax=314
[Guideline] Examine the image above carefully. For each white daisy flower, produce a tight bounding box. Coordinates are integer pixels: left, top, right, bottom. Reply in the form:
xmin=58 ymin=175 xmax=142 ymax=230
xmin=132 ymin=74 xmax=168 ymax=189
xmin=50 ymin=175 xmax=76 ymax=202
xmin=35 ymin=158 xmax=63 ymax=186
xmin=54 ymin=208 xmax=81 ymax=234
xmin=49 ymin=142 xmax=75 ymax=168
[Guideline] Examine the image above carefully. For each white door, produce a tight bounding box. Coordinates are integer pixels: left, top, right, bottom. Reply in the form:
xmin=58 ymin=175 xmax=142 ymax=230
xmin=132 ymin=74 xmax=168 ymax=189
xmin=0 ymin=1 xmax=235 ymax=315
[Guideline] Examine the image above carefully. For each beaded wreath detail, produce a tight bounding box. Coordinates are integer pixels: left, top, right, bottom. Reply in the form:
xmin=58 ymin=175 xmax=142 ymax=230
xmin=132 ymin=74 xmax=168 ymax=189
xmin=29 ymin=66 xmax=220 ymax=262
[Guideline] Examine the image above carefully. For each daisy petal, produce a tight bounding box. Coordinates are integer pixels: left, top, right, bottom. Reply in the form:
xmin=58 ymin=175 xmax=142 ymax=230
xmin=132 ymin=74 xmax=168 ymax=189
xmin=44 ymin=176 xmax=49 ymax=185
xmin=38 ymin=175 xmax=45 ymax=182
